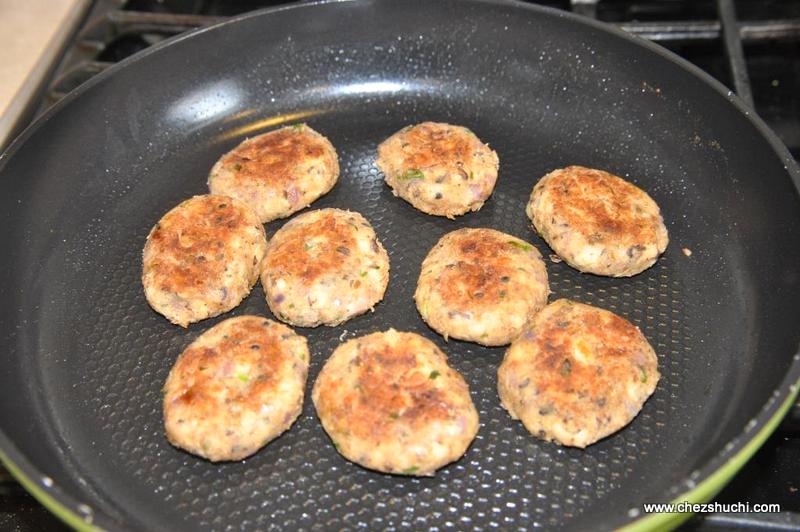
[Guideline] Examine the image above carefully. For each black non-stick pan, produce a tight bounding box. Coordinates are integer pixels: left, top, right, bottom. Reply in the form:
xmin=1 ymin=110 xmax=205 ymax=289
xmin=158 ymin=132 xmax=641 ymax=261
xmin=1 ymin=0 xmax=799 ymax=530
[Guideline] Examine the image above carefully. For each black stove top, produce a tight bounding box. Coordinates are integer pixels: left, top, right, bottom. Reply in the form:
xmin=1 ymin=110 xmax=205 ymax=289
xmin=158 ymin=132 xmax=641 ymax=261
xmin=1 ymin=1 xmax=798 ymax=530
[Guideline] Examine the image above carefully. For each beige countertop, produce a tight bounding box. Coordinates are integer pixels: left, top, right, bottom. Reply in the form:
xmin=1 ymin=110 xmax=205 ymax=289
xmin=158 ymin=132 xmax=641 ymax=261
xmin=0 ymin=0 xmax=89 ymax=148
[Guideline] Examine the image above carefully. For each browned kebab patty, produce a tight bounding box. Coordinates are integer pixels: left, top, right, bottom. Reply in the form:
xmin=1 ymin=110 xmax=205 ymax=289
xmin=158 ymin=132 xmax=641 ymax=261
xmin=209 ymin=123 xmax=339 ymax=223
xmin=260 ymin=208 xmax=390 ymax=327
xmin=415 ymin=228 xmax=549 ymax=346
xmin=312 ymin=329 xmax=479 ymax=476
xmin=526 ymin=166 xmax=668 ymax=277
xmin=377 ymin=122 xmax=499 ymax=218
xmin=142 ymin=194 xmax=267 ymax=327
xmin=498 ymin=299 xmax=659 ymax=448
xmin=163 ymin=315 xmax=309 ymax=461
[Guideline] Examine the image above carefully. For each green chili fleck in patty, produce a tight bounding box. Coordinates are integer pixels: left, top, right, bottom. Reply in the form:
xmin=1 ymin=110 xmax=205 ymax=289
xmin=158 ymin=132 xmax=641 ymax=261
xmin=398 ymin=168 xmax=425 ymax=180
xmin=429 ymin=370 xmax=440 ymax=380
xmin=507 ymin=240 xmax=533 ymax=252
xmin=402 ymin=466 xmax=419 ymax=474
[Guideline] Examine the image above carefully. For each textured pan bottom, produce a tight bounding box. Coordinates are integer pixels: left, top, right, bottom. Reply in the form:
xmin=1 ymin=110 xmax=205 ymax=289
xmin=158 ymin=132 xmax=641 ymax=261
xmin=5 ymin=2 xmax=799 ymax=530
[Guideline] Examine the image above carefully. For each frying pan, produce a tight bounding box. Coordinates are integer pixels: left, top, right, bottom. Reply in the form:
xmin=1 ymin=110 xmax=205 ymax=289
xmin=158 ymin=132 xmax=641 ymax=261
xmin=1 ymin=0 xmax=799 ymax=530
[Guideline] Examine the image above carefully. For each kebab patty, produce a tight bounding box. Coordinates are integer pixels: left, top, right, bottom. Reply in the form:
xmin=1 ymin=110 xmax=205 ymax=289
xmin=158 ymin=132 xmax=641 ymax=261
xmin=312 ymin=329 xmax=479 ymax=476
xmin=260 ymin=208 xmax=390 ymax=327
xmin=376 ymin=122 xmax=500 ymax=218
xmin=208 ymin=124 xmax=339 ymax=223
xmin=415 ymin=228 xmax=549 ymax=346
xmin=163 ymin=316 xmax=309 ymax=461
xmin=497 ymin=299 xmax=660 ymax=448
xmin=142 ymin=194 xmax=267 ymax=327
xmin=526 ymin=166 xmax=668 ymax=277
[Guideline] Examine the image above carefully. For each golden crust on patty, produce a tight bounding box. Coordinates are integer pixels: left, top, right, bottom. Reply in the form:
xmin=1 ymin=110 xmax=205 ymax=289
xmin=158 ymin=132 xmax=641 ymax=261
xmin=377 ymin=122 xmax=499 ymax=218
xmin=163 ymin=316 xmax=309 ymax=461
xmin=208 ymin=124 xmax=339 ymax=223
xmin=312 ymin=329 xmax=479 ymax=476
xmin=526 ymin=166 xmax=668 ymax=277
xmin=142 ymin=194 xmax=267 ymax=327
xmin=261 ymin=208 xmax=390 ymax=327
xmin=497 ymin=299 xmax=659 ymax=448
xmin=415 ymin=228 xmax=549 ymax=346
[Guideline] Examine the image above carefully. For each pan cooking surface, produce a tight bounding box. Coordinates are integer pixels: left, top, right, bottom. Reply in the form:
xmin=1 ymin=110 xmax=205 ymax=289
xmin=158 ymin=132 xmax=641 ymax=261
xmin=2 ymin=1 xmax=800 ymax=530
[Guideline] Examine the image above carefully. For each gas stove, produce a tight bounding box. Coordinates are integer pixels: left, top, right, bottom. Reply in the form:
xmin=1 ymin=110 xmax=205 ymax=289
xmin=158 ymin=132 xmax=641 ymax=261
xmin=1 ymin=1 xmax=798 ymax=530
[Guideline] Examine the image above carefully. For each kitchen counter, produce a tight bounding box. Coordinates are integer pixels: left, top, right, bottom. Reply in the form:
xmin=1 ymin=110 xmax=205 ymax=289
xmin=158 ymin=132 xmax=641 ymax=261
xmin=0 ymin=0 xmax=88 ymax=149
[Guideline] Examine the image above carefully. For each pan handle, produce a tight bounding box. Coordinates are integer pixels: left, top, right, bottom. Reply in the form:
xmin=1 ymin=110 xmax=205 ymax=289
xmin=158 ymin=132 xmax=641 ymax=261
xmin=694 ymin=511 xmax=800 ymax=530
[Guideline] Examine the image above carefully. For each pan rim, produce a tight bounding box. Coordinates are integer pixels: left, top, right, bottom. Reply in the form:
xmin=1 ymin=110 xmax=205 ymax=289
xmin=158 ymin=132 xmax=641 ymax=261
xmin=1 ymin=0 xmax=799 ymax=530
